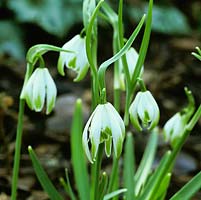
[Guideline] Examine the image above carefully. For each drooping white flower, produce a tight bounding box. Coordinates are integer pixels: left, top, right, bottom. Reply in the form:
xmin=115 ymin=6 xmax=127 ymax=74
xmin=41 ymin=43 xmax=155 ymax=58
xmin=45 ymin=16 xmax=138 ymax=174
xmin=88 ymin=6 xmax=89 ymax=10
xmin=114 ymin=47 xmax=143 ymax=90
xmin=20 ymin=67 xmax=57 ymax=114
xmin=82 ymin=102 xmax=125 ymax=163
xmin=163 ymin=113 xmax=185 ymax=146
xmin=57 ymin=34 xmax=89 ymax=81
xmin=129 ymin=91 xmax=160 ymax=131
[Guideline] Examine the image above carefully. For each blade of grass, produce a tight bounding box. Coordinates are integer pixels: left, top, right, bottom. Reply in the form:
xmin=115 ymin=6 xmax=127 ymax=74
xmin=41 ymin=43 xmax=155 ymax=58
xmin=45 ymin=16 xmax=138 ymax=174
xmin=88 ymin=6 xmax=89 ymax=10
xmin=59 ymin=168 xmax=77 ymax=200
xmin=134 ymin=129 xmax=158 ymax=196
xmin=152 ymin=173 xmax=171 ymax=200
xmin=103 ymin=188 xmax=128 ymax=200
xmin=137 ymin=150 xmax=171 ymax=200
xmin=170 ymin=171 xmax=201 ymax=200
xmin=28 ymin=146 xmax=63 ymax=200
xmin=71 ymin=99 xmax=90 ymax=200
xmin=123 ymin=132 xmax=135 ymax=200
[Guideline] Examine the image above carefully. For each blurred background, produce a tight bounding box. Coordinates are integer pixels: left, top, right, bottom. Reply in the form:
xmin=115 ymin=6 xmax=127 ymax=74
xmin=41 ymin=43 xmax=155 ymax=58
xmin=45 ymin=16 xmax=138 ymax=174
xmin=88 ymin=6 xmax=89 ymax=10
xmin=0 ymin=0 xmax=201 ymax=199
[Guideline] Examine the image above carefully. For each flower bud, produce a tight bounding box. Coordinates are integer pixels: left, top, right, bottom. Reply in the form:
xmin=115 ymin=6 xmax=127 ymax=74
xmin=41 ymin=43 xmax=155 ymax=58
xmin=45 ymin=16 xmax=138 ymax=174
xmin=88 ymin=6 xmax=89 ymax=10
xmin=163 ymin=113 xmax=185 ymax=146
xmin=57 ymin=34 xmax=89 ymax=81
xmin=129 ymin=91 xmax=160 ymax=131
xmin=20 ymin=68 xmax=57 ymax=114
xmin=82 ymin=102 xmax=125 ymax=163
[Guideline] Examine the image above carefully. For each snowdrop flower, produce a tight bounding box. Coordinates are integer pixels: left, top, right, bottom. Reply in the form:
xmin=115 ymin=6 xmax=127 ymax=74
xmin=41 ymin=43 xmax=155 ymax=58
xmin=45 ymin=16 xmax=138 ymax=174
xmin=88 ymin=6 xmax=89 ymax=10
xmin=163 ymin=113 xmax=185 ymax=146
xmin=57 ymin=34 xmax=89 ymax=81
xmin=126 ymin=47 xmax=144 ymax=78
xmin=82 ymin=102 xmax=125 ymax=163
xmin=115 ymin=47 xmax=143 ymax=90
xmin=129 ymin=91 xmax=160 ymax=131
xmin=20 ymin=68 xmax=57 ymax=114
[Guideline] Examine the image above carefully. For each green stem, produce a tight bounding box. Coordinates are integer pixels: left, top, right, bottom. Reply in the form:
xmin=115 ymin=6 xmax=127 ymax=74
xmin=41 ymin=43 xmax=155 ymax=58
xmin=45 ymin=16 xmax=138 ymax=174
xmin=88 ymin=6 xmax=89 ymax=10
xmin=11 ymin=99 xmax=25 ymax=200
xmin=86 ymin=0 xmax=104 ymax=107
xmin=114 ymin=89 xmax=120 ymax=111
xmin=90 ymin=144 xmax=104 ymax=200
xmin=124 ymin=87 xmax=132 ymax=126
xmin=107 ymin=157 xmax=119 ymax=193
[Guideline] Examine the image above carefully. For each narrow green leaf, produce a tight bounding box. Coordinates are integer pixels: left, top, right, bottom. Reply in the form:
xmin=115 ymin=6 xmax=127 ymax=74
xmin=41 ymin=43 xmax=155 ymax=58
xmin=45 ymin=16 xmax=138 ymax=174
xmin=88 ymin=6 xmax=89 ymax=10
xmin=70 ymin=99 xmax=90 ymax=200
xmin=98 ymin=14 xmax=145 ymax=90
xmin=134 ymin=129 xmax=158 ymax=196
xmin=170 ymin=171 xmax=201 ymax=200
xmin=103 ymin=188 xmax=127 ymax=200
xmin=59 ymin=169 xmax=77 ymax=200
xmin=99 ymin=172 xmax=109 ymax=200
xmin=28 ymin=146 xmax=63 ymax=200
xmin=138 ymin=151 xmax=172 ymax=200
xmin=131 ymin=0 xmax=153 ymax=88
xmin=152 ymin=173 xmax=171 ymax=200
xmin=123 ymin=133 xmax=135 ymax=200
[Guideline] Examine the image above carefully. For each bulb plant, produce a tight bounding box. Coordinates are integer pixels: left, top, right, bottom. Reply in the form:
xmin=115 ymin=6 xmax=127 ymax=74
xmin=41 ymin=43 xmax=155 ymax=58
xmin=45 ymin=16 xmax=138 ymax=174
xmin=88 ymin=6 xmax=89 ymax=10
xmin=10 ymin=0 xmax=201 ymax=200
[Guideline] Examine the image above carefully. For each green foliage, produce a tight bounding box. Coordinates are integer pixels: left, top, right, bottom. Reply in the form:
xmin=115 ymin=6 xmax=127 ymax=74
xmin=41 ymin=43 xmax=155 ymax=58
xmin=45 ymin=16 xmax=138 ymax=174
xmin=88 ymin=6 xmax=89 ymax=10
xmin=0 ymin=21 xmax=25 ymax=60
xmin=7 ymin=0 xmax=83 ymax=37
xmin=170 ymin=171 xmax=201 ymax=200
xmin=70 ymin=99 xmax=90 ymax=200
xmin=127 ymin=4 xmax=191 ymax=35
xmin=28 ymin=146 xmax=63 ymax=200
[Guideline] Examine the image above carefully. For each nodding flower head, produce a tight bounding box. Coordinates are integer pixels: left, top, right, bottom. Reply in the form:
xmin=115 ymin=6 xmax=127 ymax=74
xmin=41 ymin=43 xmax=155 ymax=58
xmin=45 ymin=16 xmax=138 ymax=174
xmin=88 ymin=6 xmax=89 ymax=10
xmin=115 ymin=47 xmax=143 ymax=90
xmin=57 ymin=34 xmax=89 ymax=81
xmin=129 ymin=90 xmax=160 ymax=131
xmin=82 ymin=102 xmax=125 ymax=163
xmin=163 ymin=113 xmax=185 ymax=147
xmin=20 ymin=67 xmax=57 ymax=115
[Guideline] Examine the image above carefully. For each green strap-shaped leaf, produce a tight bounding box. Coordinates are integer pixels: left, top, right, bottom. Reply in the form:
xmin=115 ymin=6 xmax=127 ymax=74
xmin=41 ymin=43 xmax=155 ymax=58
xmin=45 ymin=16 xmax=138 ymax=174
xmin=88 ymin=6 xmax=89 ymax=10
xmin=28 ymin=146 xmax=63 ymax=200
xmin=103 ymin=188 xmax=127 ymax=200
xmin=123 ymin=133 xmax=135 ymax=200
xmin=170 ymin=171 xmax=201 ymax=200
xmin=70 ymin=99 xmax=90 ymax=200
xmin=137 ymin=151 xmax=172 ymax=200
xmin=152 ymin=173 xmax=171 ymax=200
xmin=134 ymin=129 xmax=158 ymax=196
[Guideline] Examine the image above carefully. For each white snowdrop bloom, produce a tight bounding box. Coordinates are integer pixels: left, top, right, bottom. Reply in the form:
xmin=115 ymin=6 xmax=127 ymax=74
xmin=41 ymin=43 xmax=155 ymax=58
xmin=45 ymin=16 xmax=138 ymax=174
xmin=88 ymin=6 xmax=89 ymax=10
xmin=129 ymin=91 xmax=160 ymax=131
xmin=82 ymin=102 xmax=125 ymax=163
xmin=115 ymin=47 xmax=143 ymax=90
xmin=57 ymin=34 xmax=89 ymax=81
xmin=163 ymin=113 xmax=185 ymax=146
xmin=20 ymin=67 xmax=57 ymax=114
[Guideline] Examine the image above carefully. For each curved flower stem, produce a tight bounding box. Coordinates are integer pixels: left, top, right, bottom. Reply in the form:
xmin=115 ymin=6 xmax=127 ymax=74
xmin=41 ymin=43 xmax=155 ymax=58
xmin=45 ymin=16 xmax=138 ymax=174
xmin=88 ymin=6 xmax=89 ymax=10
xmin=86 ymin=0 xmax=105 ymax=108
xmin=90 ymin=144 xmax=104 ymax=200
xmin=11 ymin=99 xmax=25 ymax=200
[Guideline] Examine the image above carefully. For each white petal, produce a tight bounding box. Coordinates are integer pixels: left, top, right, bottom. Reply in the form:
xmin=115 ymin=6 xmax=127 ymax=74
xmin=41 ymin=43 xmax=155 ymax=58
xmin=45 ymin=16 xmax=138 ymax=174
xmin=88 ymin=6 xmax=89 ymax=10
xmin=129 ymin=92 xmax=142 ymax=131
xmin=32 ymin=68 xmax=46 ymax=112
xmin=106 ymin=105 xmax=124 ymax=157
xmin=82 ymin=106 xmax=99 ymax=163
xmin=57 ymin=35 xmax=80 ymax=75
xmin=106 ymin=103 xmax=125 ymax=138
xmin=43 ymin=68 xmax=57 ymax=114
xmin=126 ymin=47 xmax=143 ymax=78
xmin=21 ymin=69 xmax=38 ymax=110
xmin=90 ymin=105 xmax=103 ymax=161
